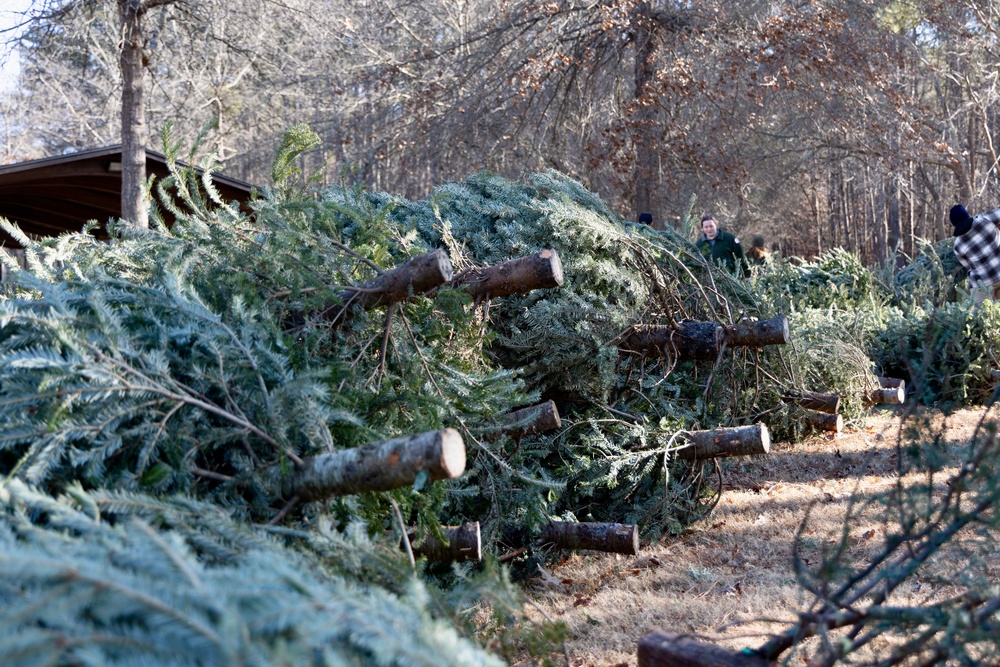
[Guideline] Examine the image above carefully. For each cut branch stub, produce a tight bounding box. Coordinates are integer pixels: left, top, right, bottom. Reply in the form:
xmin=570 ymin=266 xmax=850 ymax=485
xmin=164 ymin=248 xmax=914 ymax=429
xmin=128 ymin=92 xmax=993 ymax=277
xmin=804 ymin=410 xmax=843 ymax=433
xmin=539 ymin=521 xmax=639 ymax=555
xmin=878 ymin=376 xmax=905 ymax=391
xmin=268 ymin=428 xmax=466 ymax=501
xmin=638 ymin=630 xmax=769 ymax=667
xmin=322 ymin=248 xmax=453 ymax=323
xmin=723 ymin=314 xmax=790 ymax=347
xmin=619 ymin=321 xmax=723 ymax=361
xmin=675 ymin=423 xmax=770 ymax=460
xmin=784 ymin=390 xmax=840 ymax=414
xmin=452 ymin=249 xmax=563 ymax=302
xmin=409 ymin=522 xmax=482 ymax=563
xmin=485 ymin=400 xmax=562 ymax=441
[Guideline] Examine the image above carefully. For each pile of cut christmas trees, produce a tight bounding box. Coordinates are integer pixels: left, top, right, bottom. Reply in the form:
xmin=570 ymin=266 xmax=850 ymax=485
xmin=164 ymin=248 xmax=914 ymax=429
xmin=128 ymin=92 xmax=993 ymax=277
xmin=0 ymin=127 xmax=885 ymax=665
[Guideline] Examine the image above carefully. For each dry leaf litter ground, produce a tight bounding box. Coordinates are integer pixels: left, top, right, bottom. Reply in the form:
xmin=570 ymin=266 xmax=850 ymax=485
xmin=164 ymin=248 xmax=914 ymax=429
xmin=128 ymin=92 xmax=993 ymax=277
xmin=521 ymin=406 xmax=991 ymax=666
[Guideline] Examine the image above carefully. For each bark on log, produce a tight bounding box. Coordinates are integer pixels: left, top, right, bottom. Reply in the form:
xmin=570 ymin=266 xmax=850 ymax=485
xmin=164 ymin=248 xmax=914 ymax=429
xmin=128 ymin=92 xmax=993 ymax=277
xmin=269 ymin=428 xmax=466 ymax=501
xmin=638 ymin=630 xmax=769 ymax=667
xmin=485 ymin=400 xmax=562 ymax=441
xmin=619 ymin=321 xmax=723 ymax=361
xmin=321 ymin=249 xmax=453 ymax=323
xmin=675 ymin=423 xmax=770 ymax=460
xmin=452 ymin=250 xmax=563 ymax=302
xmin=723 ymin=314 xmax=790 ymax=347
xmin=409 ymin=522 xmax=482 ymax=563
xmin=539 ymin=521 xmax=639 ymax=555
xmin=805 ymin=410 xmax=843 ymax=433
xmin=878 ymin=376 xmax=905 ymax=391
xmin=784 ymin=390 xmax=840 ymax=414
xmin=869 ymin=386 xmax=905 ymax=405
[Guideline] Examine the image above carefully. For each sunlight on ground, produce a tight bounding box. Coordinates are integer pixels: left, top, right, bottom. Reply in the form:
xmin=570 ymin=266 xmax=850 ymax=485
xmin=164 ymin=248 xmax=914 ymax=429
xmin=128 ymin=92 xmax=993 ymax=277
xmin=521 ymin=407 xmax=991 ymax=666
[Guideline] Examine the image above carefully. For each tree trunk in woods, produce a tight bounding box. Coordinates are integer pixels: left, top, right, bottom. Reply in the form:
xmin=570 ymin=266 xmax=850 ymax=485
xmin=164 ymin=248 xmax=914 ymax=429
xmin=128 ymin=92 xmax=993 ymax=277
xmin=723 ymin=315 xmax=789 ymax=347
xmin=784 ymin=390 xmax=840 ymax=414
xmin=675 ymin=423 xmax=770 ymax=460
xmin=321 ymin=249 xmax=453 ymax=324
xmin=268 ymin=428 xmax=465 ymax=501
xmin=539 ymin=521 xmax=639 ymax=555
xmin=869 ymin=386 xmax=905 ymax=405
xmin=619 ymin=321 xmax=723 ymax=361
xmin=409 ymin=522 xmax=482 ymax=562
xmin=485 ymin=400 xmax=562 ymax=442
xmin=452 ymin=250 xmax=563 ymax=303
xmin=805 ymin=410 xmax=843 ymax=433
xmin=638 ymin=630 xmax=769 ymax=667
xmin=119 ymin=0 xmax=151 ymax=228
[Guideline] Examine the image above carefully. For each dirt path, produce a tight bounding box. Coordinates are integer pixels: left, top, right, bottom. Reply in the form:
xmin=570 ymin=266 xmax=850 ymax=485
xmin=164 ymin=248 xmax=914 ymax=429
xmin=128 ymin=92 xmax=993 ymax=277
xmin=522 ymin=406 xmax=986 ymax=666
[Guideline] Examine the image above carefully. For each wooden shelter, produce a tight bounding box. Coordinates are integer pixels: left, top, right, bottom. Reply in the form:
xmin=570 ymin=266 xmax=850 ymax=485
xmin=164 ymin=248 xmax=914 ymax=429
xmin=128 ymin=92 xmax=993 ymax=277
xmin=0 ymin=145 xmax=255 ymax=247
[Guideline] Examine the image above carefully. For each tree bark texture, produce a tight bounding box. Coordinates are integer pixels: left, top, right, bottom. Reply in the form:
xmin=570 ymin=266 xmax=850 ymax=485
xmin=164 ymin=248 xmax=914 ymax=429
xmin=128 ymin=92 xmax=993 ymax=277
xmin=638 ymin=631 xmax=769 ymax=667
xmin=723 ymin=314 xmax=790 ymax=347
xmin=269 ymin=428 xmax=465 ymax=501
xmin=619 ymin=321 xmax=723 ymax=361
xmin=452 ymin=250 xmax=563 ymax=303
xmin=878 ymin=376 xmax=905 ymax=391
xmin=784 ymin=390 xmax=840 ymax=414
xmin=539 ymin=521 xmax=639 ymax=555
xmin=322 ymin=249 xmax=453 ymax=324
xmin=675 ymin=423 xmax=770 ymax=460
xmin=486 ymin=400 xmax=562 ymax=441
xmin=118 ymin=0 xmax=150 ymax=228
xmin=805 ymin=410 xmax=843 ymax=433
xmin=409 ymin=522 xmax=482 ymax=563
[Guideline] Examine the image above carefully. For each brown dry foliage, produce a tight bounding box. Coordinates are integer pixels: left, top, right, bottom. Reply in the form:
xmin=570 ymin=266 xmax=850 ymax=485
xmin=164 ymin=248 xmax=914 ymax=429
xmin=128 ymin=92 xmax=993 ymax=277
xmin=520 ymin=407 xmax=989 ymax=666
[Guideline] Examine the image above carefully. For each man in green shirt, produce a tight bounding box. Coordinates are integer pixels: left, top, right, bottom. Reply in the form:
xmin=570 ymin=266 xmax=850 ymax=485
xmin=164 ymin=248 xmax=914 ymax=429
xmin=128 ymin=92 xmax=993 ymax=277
xmin=697 ymin=215 xmax=749 ymax=277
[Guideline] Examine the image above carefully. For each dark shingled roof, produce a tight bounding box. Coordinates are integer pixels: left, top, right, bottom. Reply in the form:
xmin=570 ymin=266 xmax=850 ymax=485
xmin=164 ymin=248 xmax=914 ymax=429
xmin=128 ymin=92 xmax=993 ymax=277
xmin=0 ymin=145 xmax=256 ymax=247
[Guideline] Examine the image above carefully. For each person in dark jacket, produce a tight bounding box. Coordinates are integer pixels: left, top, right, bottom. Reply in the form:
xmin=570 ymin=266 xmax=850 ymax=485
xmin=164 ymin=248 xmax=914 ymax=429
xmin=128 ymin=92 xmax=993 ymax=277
xmin=696 ymin=215 xmax=749 ymax=277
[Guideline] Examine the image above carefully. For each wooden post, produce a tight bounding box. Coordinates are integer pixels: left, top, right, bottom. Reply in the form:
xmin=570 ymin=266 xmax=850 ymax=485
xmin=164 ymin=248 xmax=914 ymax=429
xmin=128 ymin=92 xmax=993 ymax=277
xmin=539 ymin=521 xmax=639 ymax=555
xmin=452 ymin=250 xmax=563 ymax=302
xmin=619 ymin=321 xmax=723 ymax=361
xmin=268 ymin=429 xmax=466 ymax=501
xmin=410 ymin=522 xmax=482 ymax=563
xmin=321 ymin=249 xmax=454 ymax=323
xmin=638 ymin=630 xmax=769 ymax=667
xmin=723 ymin=314 xmax=790 ymax=347
xmin=784 ymin=390 xmax=840 ymax=414
xmin=486 ymin=400 xmax=562 ymax=441
xmin=804 ymin=410 xmax=843 ymax=433
xmin=675 ymin=423 xmax=770 ymax=460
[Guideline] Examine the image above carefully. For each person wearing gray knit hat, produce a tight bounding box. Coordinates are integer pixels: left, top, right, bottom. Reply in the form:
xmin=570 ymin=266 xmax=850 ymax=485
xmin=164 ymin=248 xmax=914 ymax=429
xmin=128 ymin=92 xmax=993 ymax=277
xmin=951 ymin=203 xmax=1000 ymax=303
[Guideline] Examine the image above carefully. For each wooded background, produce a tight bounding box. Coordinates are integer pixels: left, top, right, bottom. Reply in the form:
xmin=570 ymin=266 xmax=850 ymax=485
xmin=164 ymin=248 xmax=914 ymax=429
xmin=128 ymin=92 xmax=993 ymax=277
xmin=1 ymin=0 xmax=998 ymax=260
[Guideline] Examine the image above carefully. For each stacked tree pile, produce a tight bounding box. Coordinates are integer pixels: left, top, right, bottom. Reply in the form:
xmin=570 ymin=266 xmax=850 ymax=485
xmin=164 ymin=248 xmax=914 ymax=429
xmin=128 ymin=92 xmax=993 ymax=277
xmin=0 ymin=127 xmax=881 ymax=663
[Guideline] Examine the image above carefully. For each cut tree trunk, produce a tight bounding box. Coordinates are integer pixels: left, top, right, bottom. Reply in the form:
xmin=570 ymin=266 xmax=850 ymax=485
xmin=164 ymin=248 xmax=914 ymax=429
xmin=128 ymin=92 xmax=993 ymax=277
xmin=321 ymin=249 xmax=453 ymax=324
xmin=723 ymin=314 xmax=790 ymax=347
xmin=675 ymin=423 xmax=770 ymax=460
xmin=452 ymin=250 xmax=563 ymax=303
xmin=409 ymin=522 xmax=482 ymax=563
xmin=486 ymin=400 xmax=562 ymax=441
xmin=869 ymin=386 xmax=905 ymax=405
xmin=878 ymin=376 xmax=905 ymax=391
xmin=539 ymin=521 xmax=639 ymax=555
xmin=268 ymin=428 xmax=465 ymax=501
xmin=805 ymin=410 xmax=843 ymax=433
xmin=619 ymin=321 xmax=723 ymax=361
xmin=784 ymin=390 xmax=840 ymax=414
xmin=638 ymin=630 xmax=769 ymax=667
